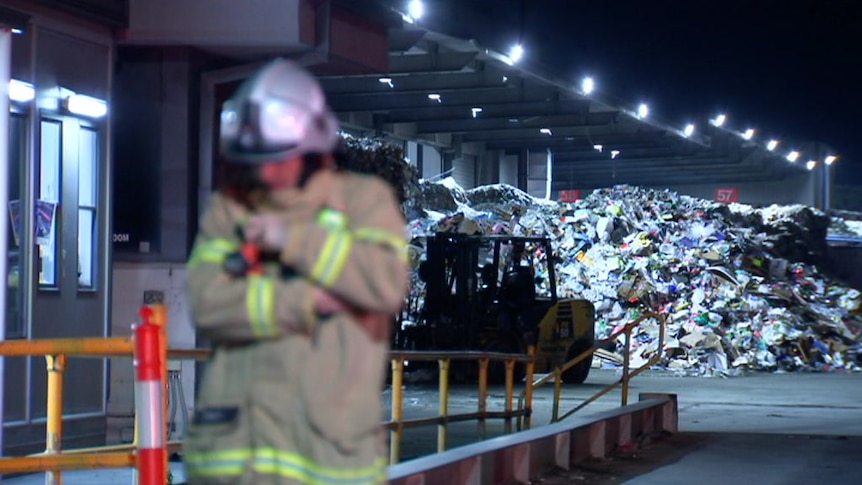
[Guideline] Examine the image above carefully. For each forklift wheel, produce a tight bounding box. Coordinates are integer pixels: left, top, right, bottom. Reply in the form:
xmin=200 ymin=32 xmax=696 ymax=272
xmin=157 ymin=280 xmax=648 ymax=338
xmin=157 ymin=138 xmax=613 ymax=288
xmin=484 ymin=337 xmax=526 ymax=385
xmin=562 ymin=339 xmax=593 ymax=384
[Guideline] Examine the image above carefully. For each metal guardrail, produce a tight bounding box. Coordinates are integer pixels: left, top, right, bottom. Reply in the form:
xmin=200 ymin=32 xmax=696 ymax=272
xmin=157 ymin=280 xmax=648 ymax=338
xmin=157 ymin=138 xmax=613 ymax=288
xmin=0 ymin=310 xmax=665 ymax=479
xmin=385 ymin=349 xmax=536 ymax=464
xmin=518 ymin=311 xmax=667 ymax=426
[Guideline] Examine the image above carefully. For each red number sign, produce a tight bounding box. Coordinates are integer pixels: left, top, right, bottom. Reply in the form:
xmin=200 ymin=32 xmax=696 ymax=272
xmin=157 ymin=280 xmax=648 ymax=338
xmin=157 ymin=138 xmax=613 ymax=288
xmin=714 ymin=187 xmax=739 ymax=203
xmin=559 ymin=189 xmax=581 ymax=202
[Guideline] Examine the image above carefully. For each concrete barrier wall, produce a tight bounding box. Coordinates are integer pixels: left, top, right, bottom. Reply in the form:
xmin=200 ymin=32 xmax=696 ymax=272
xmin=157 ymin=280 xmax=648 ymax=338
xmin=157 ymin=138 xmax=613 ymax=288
xmin=388 ymin=393 xmax=678 ymax=485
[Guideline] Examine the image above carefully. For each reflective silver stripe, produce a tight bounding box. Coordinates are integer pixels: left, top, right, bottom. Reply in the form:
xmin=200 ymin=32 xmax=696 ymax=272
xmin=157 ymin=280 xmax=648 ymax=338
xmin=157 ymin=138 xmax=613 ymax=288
xmin=135 ymin=380 xmax=164 ymax=448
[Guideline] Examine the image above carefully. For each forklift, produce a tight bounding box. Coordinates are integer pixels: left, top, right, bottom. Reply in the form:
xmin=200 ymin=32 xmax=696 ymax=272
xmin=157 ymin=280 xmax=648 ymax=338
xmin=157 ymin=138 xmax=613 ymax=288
xmin=397 ymin=232 xmax=595 ymax=383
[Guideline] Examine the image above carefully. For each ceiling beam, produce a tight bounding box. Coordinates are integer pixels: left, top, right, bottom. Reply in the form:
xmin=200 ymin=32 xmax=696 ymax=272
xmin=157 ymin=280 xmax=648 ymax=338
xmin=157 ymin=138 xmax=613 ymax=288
xmin=410 ymin=111 xmax=619 ymax=134
xmin=319 ymin=69 xmax=506 ymax=94
xmin=376 ymin=99 xmax=593 ymax=123
xmin=387 ymin=51 xmax=479 ymax=73
xmin=327 ymin=84 xmax=561 ymax=111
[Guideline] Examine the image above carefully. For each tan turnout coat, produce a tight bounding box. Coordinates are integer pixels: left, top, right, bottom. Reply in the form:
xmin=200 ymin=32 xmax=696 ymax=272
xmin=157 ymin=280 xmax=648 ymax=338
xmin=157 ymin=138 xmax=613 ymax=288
xmin=183 ymin=169 xmax=409 ymax=485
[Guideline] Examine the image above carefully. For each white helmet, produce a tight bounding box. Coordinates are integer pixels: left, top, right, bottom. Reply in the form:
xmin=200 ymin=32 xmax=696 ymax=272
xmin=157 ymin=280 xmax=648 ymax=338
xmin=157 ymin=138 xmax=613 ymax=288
xmin=219 ymin=59 xmax=340 ymax=164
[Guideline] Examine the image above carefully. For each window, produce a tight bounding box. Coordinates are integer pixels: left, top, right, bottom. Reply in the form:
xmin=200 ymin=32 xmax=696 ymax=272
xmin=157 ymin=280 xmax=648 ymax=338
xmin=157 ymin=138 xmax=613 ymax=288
xmin=77 ymin=126 xmax=98 ymax=288
xmin=38 ymin=119 xmax=62 ymax=288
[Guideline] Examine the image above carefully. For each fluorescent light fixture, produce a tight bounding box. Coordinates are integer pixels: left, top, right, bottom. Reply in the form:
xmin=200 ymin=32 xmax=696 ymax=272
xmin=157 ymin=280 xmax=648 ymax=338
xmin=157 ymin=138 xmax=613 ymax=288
xmin=767 ymin=140 xmax=779 ymax=151
xmin=742 ymin=128 xmax=755 ymax=140
xmin=593 ymin=144 xmax=603 ymax=152
xmin=786 ymin=151 xmax=800 ymax=162
xmin=378 ymin=77 xmax=394 ymax=87
xmin=581 ymin=77 xmax=595 ymax=95
xmin=711 ymin=114 xmax=726 ymax=127
xmin=806 ymin=160 xmax=817 ymax=170
xmin=471 ymin=107 xmax=483 ymax=118
xmin=637 ymin=104 xmax=649 ymax=118
xmin=540 ymin=128 xmax=552 ymax=135
xmin=825 ymin=155 xmax=837 ymax=165
xmin=407 ymin=0 xmax=424 ymax=20
xmin=427 ymin=93 xmax=441 ymax=102
xmin=66 ymin=93 xmax=108 ymax=118
xmin=508 ymin=44 xmax=524 ymax=64
xmin=9 ymin=79 xmax=34 ymax=103
xmin=611 ymin=150 xmax=620 ymax=159
xmin=683 ymin=124 xmax=695 ymax=137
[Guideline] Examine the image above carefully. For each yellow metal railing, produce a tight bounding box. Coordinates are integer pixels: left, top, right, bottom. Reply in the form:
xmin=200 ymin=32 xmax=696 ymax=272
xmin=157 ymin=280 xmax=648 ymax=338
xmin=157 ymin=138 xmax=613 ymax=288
xmin=385 ymin=349 xmax=536 ymax=464
xmin=518 ymin=311 xmax=667 ymax=427
xmin=0 ymin=335 xmax=536 ymax=475
xmin=0 ymin=336 xmax=140 ymax=482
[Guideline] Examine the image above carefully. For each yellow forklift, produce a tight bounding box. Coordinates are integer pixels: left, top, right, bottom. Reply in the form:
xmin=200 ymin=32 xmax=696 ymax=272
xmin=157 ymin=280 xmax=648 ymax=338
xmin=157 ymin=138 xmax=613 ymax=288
xmin=398 ymin=232 xmax=595 ymax=383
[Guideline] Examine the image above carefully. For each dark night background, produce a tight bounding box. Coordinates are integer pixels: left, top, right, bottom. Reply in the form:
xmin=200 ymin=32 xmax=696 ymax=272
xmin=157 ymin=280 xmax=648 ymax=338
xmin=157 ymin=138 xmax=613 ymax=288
xmin=411 ymin=0 xmax=862 ymax=206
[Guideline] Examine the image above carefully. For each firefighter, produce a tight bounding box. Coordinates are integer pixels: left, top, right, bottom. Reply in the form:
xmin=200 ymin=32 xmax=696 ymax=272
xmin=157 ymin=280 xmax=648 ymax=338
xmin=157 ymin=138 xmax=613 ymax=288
xmin=182 ymin=59 xmax=409 ymax=485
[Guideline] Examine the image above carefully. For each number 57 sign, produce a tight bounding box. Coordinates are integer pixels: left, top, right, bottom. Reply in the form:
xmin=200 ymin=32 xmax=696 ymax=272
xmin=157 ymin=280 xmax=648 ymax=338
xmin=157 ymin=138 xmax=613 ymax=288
xmin=714 ymin=187 xmax=739 ymax=203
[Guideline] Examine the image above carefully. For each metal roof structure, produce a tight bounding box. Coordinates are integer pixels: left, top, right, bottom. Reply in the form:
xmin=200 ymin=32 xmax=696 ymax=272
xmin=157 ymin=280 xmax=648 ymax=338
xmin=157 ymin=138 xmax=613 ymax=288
xmin=317 ymin=21 xmax=822 ymax=190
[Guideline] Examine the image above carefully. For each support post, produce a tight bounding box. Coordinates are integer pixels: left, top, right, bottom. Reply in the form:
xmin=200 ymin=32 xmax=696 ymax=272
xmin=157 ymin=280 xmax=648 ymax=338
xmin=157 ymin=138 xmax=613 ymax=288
xmin=0 ymin=26 xmax=12 ymax=468
xmin=389 ymin=357 xmax=404 ymax=465
xmin=44 ymin=354 xmax=66 ymax=485
xmin=437 ymin=359 xmax=449 ymax=452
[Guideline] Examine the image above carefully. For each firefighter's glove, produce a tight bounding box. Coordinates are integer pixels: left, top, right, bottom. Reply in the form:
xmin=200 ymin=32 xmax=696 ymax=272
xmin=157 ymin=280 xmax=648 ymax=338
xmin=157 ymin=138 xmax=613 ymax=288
xmin=244 ymin=214 xmax=289 ymax=253
xmin=223 ymin=250 xmax=252 ymax=277
xmin=313 ymin=288 xmax=390 ymax=342
xmin=223 ymin=243 xmax=263 ymax=277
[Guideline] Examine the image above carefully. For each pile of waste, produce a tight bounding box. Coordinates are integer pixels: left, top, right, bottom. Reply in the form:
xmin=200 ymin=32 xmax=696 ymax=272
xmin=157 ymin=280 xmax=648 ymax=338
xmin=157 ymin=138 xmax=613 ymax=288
xmin=405 ymin=179 xmax=862 ymax=376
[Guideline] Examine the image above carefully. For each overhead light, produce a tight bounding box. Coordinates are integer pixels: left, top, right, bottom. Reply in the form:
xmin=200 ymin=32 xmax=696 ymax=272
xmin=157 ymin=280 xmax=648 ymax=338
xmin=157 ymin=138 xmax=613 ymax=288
xmin=683 ymin=124 xmax=695 ymax=137
xmin=711 ymin=114 xmax=727 ymax=127
xmin=471 ymin=107 xmax=483 ymax=118
xmin=581 ymin=77 xmax=595 ymax=95
xmin=806 ymin=160 xmax=818 ymax=170
xmin=378 ymin=77 xmax=394 ymax=87
xmin=427 ymin=93 xmax=441 ymax=102
xmin=540 ymin=128 xmax=552 ymax=135
xmin=65 ymin=93 xmax=108 ymax=118
xmin=507 ymin=44 xmax=524 ymax=64
xmin=11 ymin=28 xmax=23 ymax=35
xmin=9 ymin=79 xmax=34 ymax=103
xmin=593 ymin=144 xmax=603 ymax=152
xmin=611 ymin=150 xmax=620 ymax=159
xmin=407 ymin=0 xmax=424 ymax=20
xmin=767 ymin=140 xmax=779 ymax=151
xmin=742 ymin=128 xmax=755 ymax=140
xmin=637 ymin=103 xmax=649 ymax=118
xmin=786 ymin=151 xmax=800 ymax=162
xmin=825 ymin=155 xmax=838 ymax=165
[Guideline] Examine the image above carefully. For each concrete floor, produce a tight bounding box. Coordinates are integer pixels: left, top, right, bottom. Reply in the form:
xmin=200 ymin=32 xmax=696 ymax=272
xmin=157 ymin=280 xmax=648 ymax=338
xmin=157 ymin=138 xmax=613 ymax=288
xmin=4 ymin=367 xmax=862 ymax=484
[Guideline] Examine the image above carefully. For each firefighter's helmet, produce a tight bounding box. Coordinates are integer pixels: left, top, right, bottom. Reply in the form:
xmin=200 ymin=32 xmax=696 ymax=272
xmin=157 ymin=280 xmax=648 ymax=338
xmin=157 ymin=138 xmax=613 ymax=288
xmin=219 ymin=59 xmax=339 ymax=164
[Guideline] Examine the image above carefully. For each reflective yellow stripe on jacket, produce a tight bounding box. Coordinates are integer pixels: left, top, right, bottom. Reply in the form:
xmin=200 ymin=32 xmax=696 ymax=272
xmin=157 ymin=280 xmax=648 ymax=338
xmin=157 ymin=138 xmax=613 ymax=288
xmin=185 ymin=448 xmax=386 ymax=485
xmin=310 ymin=208 xmax=407 ymax=287
xmin=247 ymin=274 xmax=277 ymax=337
xmin=188 ymin=238 xmax=238 ymax=268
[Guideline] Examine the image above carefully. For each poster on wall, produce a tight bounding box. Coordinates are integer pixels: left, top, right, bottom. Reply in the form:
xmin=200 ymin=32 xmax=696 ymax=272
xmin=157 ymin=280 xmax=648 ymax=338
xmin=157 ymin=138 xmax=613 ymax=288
xmin=8 ymin=200 xmax=58 ymax=247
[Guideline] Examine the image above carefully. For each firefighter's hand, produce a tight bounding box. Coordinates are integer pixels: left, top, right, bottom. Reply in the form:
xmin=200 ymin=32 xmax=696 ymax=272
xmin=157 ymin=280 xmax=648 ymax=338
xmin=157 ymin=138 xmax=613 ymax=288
xmin=354 ymin=313 xmax=391 ymax=343
xmin=244 ymin=214 xmax=289 ymax=252
xmin=313 ymin=288 xmax=390 ymax=342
